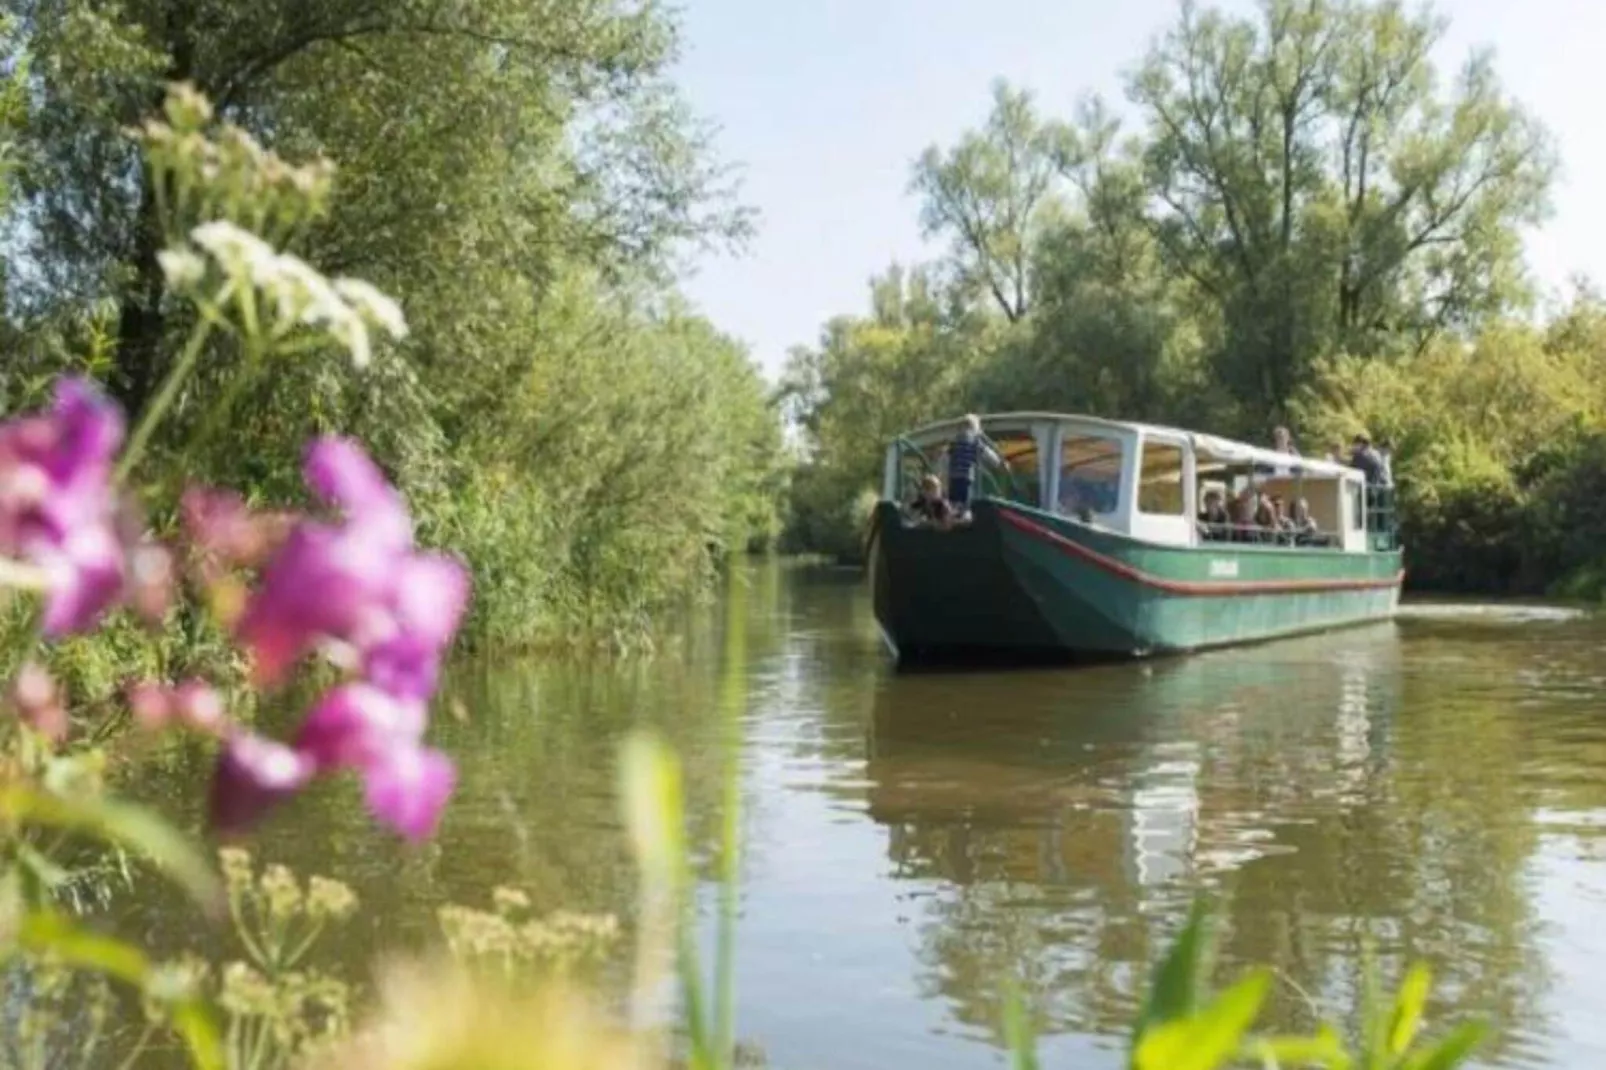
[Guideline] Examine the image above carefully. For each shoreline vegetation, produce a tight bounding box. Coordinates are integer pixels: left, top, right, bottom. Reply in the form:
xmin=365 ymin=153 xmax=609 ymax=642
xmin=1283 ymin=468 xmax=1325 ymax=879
xmin=776 ymin=0 xmax=1606 ymax=606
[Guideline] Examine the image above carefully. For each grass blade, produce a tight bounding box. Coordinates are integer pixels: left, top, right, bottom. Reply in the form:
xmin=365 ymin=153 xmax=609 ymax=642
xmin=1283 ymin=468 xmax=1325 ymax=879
xmin=0 ymin=785 xmax=222 ymax=914
xmin=1134 ymin=898 xmax=1213 ymax=1046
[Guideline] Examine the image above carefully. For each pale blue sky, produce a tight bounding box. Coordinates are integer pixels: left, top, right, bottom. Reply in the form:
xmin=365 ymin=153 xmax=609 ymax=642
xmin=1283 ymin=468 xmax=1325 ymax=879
xmin=671 ymin=0 xmax=1606 ymax=379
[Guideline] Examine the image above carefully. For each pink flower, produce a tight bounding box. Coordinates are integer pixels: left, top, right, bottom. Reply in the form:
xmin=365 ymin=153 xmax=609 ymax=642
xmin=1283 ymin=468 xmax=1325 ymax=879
xmin=209 ymin=732 xmax=316 ymax=838
xmin=126 ymin=680 xmax=173 ymax=731
xmin=11 ymin=662 xmax=66 ymax=743
xmin=126 ymin=539 xmax=175 ymax=626
xmin=294 ymin=683 xmax=454 ymax=839
xmin=208 ymin=683 xmax=452 ymax=842
xmin=0 ymin=378 xmax=128 ymax=635
xmin=361 ymin=743 xmax=455 ymax=841
xmin=180 ymin=487 xmax=292 ymax=575
xmin=235 ymin=437 xmax=469 ymax=687
xmin=205 ymin=436 xmax=467 ymax=843
xmin=295 ymin=683 xmax=426 ymax=767
xmin=125 ymin=678 xmax=226 ymax=736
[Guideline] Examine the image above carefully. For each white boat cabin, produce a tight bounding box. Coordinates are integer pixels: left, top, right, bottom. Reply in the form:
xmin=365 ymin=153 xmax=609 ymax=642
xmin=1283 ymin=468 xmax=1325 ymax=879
xmin=883 ymin=412 xmax=1380 ymax=553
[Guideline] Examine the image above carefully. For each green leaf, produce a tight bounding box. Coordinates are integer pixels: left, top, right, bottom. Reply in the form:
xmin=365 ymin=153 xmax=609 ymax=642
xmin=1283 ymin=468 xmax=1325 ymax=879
xmin=1002 ymin=980 xmax=1040 ymax=1070
xmin=0 ymin=785 xmax=223 ymax=914
xmin=19 ymin=911 xmax=146 ymax=984
xmin=1249 ymin=1025 xmax=1350 ymax=1069
xmin=1401 ymin=1022 xmax=1490 ymax=1070
xmin=1134 ymin=968 xmax=1271 ymax=1070
xmin=1387 ymin=964 xmax=1433 ymax=1056
xmin=14 ymin=841 xmax=71 ymax=893
xmin=1134 ymin=898 xmax=1214 ymax=1044
xmin=19 ymin=911 xmax=223 ymax=1070
xmin=618 ymin=730 xmax=687 ymax=890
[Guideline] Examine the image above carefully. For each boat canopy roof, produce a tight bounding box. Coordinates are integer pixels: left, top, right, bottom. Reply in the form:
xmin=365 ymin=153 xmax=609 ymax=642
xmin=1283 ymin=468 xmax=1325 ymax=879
xmin=896 ymin=411 xmax=1364 ymax=481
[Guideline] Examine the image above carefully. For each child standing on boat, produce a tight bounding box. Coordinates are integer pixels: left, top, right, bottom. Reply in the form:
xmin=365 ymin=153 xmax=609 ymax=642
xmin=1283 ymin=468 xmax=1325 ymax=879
xmin=946 ymin=414 xmax=1000 ymax=512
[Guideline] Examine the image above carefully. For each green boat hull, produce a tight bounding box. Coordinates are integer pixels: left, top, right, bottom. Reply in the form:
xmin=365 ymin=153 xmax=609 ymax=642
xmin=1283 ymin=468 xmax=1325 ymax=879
xmin=868 ymin=500 xmax=1402 ymax=663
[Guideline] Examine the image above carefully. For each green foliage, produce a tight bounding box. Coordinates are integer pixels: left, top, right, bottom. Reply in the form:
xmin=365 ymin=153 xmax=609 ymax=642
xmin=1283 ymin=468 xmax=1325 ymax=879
xmin=778 ymin=264 xmax=995 ymax=560
xmin=1290 ymin=295 xmax=1606 ymax=594
xmin=1000 ymin=902 xmax=1487 ymax=1070
xmin=1 ymin=0 xmax=782 ymax=651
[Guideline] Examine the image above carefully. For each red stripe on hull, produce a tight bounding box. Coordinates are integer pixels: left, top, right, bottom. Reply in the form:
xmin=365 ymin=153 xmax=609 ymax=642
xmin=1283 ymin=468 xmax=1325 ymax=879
xmin=998 ymin=510 xmax=1404 ymax=597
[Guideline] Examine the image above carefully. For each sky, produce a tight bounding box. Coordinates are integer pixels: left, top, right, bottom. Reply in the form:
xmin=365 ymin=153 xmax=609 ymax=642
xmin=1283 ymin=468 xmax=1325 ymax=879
xmin=669 ymin=0 xmax=1606 ymax=380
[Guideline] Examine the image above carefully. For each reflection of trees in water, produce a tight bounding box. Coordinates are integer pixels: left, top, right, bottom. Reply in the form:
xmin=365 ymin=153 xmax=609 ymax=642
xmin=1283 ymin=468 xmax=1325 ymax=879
xmin=866 ymin=624 xmax=1577 ymax=1057
xmin=111 ymin=559 xmax=801 ymax=1056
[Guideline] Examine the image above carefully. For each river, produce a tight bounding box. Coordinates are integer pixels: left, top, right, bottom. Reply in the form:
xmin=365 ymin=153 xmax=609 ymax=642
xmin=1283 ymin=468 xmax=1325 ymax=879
xmin=127 ymin=559 xmax=1606 ymax=1068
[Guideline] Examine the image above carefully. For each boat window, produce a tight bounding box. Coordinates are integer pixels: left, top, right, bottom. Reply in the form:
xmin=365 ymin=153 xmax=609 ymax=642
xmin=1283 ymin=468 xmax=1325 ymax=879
xmin=1138 ymin=439 xmax=1187 ymax=516
xmin=1058 ymin=432 xmax=1124 ymax=515
xmin=983 ymin=430 xmax=1042 ymax=507
xmin=1349 ymin=481 xmax=1364 ymax=530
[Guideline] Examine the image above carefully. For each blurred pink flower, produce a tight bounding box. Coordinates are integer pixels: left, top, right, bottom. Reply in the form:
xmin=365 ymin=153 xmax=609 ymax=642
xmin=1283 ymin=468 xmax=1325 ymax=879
xmin=206 ymin=436 xmax=467 ymax=842
xmin=11 ymin=661 xmax=66 ymax=743
xmin=126 ymin=678 xmax=226 ymax=736
xmin=210 ymin=732 xmax=316 ymax=839
xmin=0 ymin=378 xmax=128 ymax=635
xmin=235 ymin=437 xmax=469 ymax=688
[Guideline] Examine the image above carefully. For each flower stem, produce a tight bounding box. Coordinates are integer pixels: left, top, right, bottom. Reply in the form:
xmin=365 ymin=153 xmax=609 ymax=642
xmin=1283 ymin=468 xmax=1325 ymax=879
xmin=113 ymin=1022 xmax=156 ymax=1070
xmin=115 ymin=314 xmax=217 ymax=483
xmin=184 ymin=335 xmax=266 ymax=467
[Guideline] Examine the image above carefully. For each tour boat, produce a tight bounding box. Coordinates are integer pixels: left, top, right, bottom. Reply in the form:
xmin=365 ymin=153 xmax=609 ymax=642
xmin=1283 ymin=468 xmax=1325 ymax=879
xmin=866 ymin=413 xmax=1404 ymax=664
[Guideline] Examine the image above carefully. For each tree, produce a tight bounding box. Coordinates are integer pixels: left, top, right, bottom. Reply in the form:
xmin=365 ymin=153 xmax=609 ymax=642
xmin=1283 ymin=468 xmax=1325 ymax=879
xmin=778 ymin=263 xmax=992 ymax=560
xmin=5 ymin=0 xmax=749 ymax=419
xmin=1 ymin=2 xmax=780 ymax=647
xmin=909 ymin=80 xmax=1063 ymax=323
xmin=971 ymin=96 xmax=1215 ymax=425
xmin=1129 ymin=0 xmax=1554 ymax=416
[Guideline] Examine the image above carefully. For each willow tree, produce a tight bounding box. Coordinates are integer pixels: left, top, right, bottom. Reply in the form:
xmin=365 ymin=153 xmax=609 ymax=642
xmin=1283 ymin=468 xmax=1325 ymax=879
xmin=3 ymin=0 xmax=779 ymax=646
xmin=909 ymin=80 xmax=1063 ymax=323
xmin=1129 ymin=0 xmax=1555 ymax=416
xmin=4 ymin=0 xmax=748 ymax=422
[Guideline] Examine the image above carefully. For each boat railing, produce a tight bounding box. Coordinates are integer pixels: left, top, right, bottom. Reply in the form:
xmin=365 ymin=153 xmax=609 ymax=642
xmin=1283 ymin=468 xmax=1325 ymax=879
xmin=1198 ymin=521 xmax=1341 ymax=548
xmin=975 ymin=431 xmax=1036 ymax=505
xmin=1365 ymin=484 xmax=1401 ymax=551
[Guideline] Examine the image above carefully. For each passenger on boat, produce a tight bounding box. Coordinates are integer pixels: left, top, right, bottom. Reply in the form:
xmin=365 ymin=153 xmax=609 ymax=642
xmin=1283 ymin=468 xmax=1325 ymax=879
xmin=1349 ymin=434 xmax=1387 ymax=485
xmin=1377 ymin=437 xmax=1395 ymax=486
xmin=1272 ymin=426 xmax=1300 ymax=455
xmin=1253 ymin=494 xmax=1280 ymax=543
xmin=1229 ymin=489 xmax=1258 ymax=542
xmin=907 ymin=474 xmax=955 ymax=529
xmin=946 ymin=414 xmax=1000 ymax=512
xmin=1198 ymin=489 xmax=1230 ymax=540
xmin=1288 ymin=497 xmax=1320 ymax=541
xmin=1059 ymin=483 xmax=1095 ymax=523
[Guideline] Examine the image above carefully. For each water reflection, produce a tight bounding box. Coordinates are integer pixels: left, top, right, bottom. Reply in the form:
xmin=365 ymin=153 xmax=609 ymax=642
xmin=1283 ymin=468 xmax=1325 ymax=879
xmin=96 ymin=564 xmax=1606 ymax=1069
xmin=857 ymin=613 xmax=1606 ymax=1067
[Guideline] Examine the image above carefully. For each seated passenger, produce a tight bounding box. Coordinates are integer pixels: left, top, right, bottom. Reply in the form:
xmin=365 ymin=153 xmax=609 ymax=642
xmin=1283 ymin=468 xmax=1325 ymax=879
xmin=1268 ymin=496 xmax=1297 ymax=544
xmin=1288 ymin=497 xmax=1320 ymax=542
xmin=907 ymin=474 xmax=955 ymax=529
xmin=1197 ymin=489 xmax=1230 ymax=540
xmin=1253 ymin=495 xmax=1280 ymax=543
xmin=1229 ymin=489 xmax=1258 ymax=542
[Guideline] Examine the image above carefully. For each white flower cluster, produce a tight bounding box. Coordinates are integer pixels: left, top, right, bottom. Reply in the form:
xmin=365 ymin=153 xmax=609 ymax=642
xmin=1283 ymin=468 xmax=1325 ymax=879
xmin=165 ymin=220 xmax=407 ymax=368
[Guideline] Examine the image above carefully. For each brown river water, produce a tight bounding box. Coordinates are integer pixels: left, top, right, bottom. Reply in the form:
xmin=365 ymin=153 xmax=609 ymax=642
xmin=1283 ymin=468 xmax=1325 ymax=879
xmin=120 ymin=560 xmax=1606 ymax=1068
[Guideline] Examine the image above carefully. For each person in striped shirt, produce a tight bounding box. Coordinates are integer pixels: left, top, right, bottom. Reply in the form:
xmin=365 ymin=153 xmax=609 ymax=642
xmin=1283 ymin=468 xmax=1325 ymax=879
xmin=946 ymin=414 xmax=1000 ymax=512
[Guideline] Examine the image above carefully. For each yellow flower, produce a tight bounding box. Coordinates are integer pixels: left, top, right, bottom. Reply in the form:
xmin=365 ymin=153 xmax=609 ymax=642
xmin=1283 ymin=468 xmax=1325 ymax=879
xmin=310 ymin=958 xmax=651 ymax=1070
